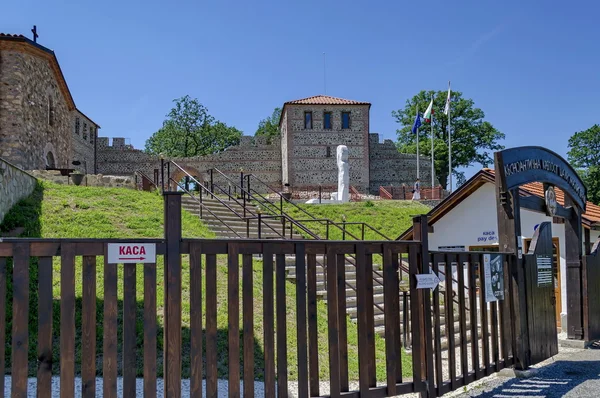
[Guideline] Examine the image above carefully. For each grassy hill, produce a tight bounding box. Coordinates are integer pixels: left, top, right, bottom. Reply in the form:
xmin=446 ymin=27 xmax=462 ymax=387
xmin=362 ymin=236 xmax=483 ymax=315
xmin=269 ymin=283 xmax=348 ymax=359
xmin=283 ymin=200 xmax=431 ymax=240
xmin=0 ymin=181 xmax=413 ymax=381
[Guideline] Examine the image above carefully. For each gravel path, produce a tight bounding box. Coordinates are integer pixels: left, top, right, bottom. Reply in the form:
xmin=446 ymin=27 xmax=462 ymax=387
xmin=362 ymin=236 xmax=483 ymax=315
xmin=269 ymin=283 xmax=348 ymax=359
xmin=447 ymin=346 xmax=600 ymax=398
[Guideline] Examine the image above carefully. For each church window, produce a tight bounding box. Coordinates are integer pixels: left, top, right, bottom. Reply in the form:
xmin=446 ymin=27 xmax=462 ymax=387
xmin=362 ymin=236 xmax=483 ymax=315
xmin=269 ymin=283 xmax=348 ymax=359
xmin=47 ymin=96 xmax=55 ymax=126
xmin=90 ymin=126 xmax=95 ymax=144
xmin=326 ymin=146 xmax=331 ymax=157
xmin=342 ymin=112 xmax=351 ymax=129
xmin=324 ymin=112 xmax=332 ymax=129
xmin=304 ymin=111 xmax=313 ymax=129
xmin=83 ymin=122 xmax=88 ymax=140
xmin=75 ymin=117 xmax=80 ymax=135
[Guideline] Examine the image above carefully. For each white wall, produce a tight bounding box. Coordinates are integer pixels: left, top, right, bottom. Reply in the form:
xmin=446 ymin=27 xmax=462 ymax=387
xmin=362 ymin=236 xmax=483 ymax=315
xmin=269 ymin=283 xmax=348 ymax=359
xmin=428 ymin=181 xmax=599 ymax=317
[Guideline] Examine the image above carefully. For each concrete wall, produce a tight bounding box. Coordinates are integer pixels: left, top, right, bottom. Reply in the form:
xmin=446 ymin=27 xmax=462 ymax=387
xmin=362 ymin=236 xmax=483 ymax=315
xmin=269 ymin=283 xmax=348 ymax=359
xmin=0 ymin=157 xmax=37 ymax=223
xmin=30 ymin=169 xmax=135 ymax=189
xmin=283 ymin=104 xmax=370 ymax=192
xmin=0 ymin=50 xmax=72 ymax=170
xmin=426 ymin=181 xmax=600 ymax=323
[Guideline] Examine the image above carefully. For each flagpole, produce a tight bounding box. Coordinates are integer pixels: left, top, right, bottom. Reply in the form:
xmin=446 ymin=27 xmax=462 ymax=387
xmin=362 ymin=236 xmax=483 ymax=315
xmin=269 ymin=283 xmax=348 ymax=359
xmin=430 ymin=94 xmax=435 ymax=192
xmin=447 ymin=80 xmax=452 ymax=192
xmin=416 ymin=104 xmax=420 ymax=179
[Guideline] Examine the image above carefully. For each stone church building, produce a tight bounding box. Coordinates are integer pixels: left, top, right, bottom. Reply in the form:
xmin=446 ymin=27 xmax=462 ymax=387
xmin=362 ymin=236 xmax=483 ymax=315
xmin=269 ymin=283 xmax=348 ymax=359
xmin=0 ymin=33 xmax=100 ymax=173
xmin=0 ymin=31 xmax=433 ymax=195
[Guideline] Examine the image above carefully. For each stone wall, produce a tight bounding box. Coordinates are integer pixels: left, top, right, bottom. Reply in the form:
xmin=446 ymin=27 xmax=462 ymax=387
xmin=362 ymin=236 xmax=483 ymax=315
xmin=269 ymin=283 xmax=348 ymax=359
xmin=96 ymin=136 xmax=283 ymax=191
xmin=29 ymin=169 xmax=136 ymax=189
xmin=71 ymin=110 xmax=98 ymax=173
xmin=283 ymin=104 xmax=370 ymax=192
xmin=0 ymin=157 xmax=37 ymax=224
xmin=368 ymin=133 xmax=436 ymax=194
xmin=0 ymin=50 xmax=72 ymax=170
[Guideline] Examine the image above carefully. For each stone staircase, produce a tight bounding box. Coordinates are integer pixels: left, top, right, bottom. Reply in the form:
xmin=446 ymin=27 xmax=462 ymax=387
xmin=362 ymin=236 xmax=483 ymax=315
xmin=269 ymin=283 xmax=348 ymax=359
xmin=182 ymin=195 xmax=303 ymax=239
xmin=284 ymin=255 xmax=473 ymax=351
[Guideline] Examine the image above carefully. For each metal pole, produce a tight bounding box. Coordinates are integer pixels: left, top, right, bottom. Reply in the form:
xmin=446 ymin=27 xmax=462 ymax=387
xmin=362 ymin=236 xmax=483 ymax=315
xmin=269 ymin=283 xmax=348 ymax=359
xmin=167 ymin=162 xmax=171 ymax=191
xmin=342 ymin=221 xmax=346 ymax=240
xmin=431 ymin=94 xmax=435 ymax=192
xmin=326 ymin=221 xmax=330 ymax=240
xmin=161 ymin=158 xmax=165 ymax=192
xmin=416 ymin=104 xmax=420 ymax=179
xmin=362 ymin=224 xmax=365 ymax=240
xmin=258 ymin=213 xmax=262 ymax=239
xmin=447 ymin=81 xmax=452 ymax=193
xmin=240 ymin=170 xmax=244 ymax=200
xmin=319 ymin=185 xmax=322 ymax=204
xmin=210 ymin=169 xmax=214 ymax=193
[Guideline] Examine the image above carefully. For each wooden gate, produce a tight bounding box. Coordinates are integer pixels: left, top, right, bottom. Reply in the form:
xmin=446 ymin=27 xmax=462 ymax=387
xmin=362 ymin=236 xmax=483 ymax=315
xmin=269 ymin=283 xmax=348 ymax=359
xmin=583 ymin=240 xmax=600 ymax=341
xmin=523 ymin=222 xmax=559 ymax=365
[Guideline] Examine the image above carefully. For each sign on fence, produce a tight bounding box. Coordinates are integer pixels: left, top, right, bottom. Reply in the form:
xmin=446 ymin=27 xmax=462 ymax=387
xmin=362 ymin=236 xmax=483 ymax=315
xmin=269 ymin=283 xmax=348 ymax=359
xmin=536 ymin=254 xmax=553 ymax=287
xmin=484 ymin=253 xmax=504 ymax=302
xmin=416 ymin=272 xmax=441 ymax=290
xmin=107 ymin=243 xmax=156 ymax=263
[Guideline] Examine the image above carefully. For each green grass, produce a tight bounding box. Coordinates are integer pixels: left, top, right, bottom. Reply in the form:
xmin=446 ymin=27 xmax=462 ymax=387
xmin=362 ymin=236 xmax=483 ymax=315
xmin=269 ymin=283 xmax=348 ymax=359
xmin=0 ymin=181 xmax=412 ymax=381
xmin=283 ymin=200 xmax=431 ymax=240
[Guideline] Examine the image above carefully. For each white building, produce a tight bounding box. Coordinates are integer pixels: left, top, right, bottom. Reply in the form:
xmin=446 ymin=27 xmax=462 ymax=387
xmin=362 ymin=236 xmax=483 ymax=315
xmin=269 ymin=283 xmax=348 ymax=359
xmin=400 ymin=168 xmax=600 ymax=332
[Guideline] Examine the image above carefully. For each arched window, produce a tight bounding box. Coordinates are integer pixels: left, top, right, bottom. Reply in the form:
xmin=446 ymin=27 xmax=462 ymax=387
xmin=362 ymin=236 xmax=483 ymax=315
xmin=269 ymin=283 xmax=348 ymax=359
xmin=46 ymin=151 xmax=56 ymax=168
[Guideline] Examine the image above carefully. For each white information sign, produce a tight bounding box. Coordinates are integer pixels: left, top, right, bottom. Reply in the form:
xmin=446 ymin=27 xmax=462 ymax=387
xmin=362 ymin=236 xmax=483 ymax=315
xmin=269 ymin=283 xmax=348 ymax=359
xmin=107 ymin=243 xmax=156 ymax=264
xmin=416 ymin=273 xmax=441 ymax=290
xmin=483 ymin=253 xmax=505 ymax=302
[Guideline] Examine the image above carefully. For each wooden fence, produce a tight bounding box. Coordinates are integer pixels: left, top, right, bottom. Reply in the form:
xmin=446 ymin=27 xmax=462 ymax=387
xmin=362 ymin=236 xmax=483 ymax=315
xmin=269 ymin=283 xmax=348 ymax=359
xmin=0 ymin=196 xmax=517 ymax=398
xmin=583 ymin=245 xmax=600 ymax=341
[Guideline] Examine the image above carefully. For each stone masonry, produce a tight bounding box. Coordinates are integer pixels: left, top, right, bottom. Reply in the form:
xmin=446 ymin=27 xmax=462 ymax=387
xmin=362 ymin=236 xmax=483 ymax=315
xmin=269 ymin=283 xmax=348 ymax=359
xmin=0 ymin=32 xmax=436 ymax=197
xmin=0 ymin=157 xmax=37 ymax=224
xmin=0 ymin=34 xmax=100 ymax=174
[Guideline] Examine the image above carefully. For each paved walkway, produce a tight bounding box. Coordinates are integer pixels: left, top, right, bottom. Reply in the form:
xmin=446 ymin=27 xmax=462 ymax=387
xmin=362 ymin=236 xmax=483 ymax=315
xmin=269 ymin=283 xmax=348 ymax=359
xmin=449 ymin=346 xmax=600 ymax=398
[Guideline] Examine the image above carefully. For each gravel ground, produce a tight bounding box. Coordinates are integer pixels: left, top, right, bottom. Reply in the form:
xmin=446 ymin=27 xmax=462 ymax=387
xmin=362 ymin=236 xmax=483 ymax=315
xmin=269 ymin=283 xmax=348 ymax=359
xmin=446 ymin=346 xmax=600 ymax=398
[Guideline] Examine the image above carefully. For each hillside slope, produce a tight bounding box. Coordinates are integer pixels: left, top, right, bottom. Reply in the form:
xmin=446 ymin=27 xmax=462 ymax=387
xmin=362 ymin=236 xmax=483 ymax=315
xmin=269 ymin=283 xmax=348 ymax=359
xmin=0 ymin=182 xmax=411 ymax=381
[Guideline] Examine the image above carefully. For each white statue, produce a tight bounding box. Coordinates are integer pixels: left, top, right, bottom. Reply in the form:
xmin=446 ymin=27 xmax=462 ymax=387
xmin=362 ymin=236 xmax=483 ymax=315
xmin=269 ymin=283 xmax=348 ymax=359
xmin=337 ymin=145 xmax=349 ymax=203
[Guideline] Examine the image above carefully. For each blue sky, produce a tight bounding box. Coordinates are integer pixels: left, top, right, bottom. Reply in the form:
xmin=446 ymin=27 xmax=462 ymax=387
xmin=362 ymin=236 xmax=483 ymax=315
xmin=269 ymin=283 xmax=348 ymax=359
xmin=2 ymin=0 xmax=598 ymax=181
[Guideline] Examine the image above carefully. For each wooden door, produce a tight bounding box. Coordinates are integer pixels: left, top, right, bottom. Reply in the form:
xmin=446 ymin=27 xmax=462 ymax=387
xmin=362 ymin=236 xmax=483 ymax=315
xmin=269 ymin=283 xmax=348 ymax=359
xmin=524 ymin=222 xmax=559 ymax=365
xmin=524 ymin=237 xmax=561 ymax=328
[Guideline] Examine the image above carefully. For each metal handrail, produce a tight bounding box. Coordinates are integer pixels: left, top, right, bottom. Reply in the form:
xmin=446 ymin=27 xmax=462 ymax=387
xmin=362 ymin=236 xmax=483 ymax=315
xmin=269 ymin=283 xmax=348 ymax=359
xmin=245 ymin=173 xmax=328 ymax=226
xmin=169 ymin=178 xmax=244 ymax=239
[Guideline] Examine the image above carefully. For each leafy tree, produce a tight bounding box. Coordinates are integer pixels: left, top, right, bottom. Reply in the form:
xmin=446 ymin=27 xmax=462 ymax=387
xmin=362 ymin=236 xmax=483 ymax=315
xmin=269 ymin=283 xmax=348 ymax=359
xmin=567 ymin=124 xmax=600 ymax=204
xmin=392 ymin=90 xmax=505 ymax=189
xmin=145 ymin=95 xmax=242 ymax=158
xmin=255 ymin=107 xmax=282 ymax=139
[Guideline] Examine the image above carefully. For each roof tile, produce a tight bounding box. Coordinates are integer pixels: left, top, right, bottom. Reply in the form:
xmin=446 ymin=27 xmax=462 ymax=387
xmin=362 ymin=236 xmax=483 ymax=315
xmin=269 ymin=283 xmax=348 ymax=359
xmin=284 ymin=95 xmax=370 ymax=106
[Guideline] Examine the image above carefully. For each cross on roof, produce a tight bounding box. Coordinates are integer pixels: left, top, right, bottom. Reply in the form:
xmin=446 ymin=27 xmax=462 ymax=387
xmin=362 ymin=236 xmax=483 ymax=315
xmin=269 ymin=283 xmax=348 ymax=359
xmin=31 ymin=25 xmax=38 ymax=43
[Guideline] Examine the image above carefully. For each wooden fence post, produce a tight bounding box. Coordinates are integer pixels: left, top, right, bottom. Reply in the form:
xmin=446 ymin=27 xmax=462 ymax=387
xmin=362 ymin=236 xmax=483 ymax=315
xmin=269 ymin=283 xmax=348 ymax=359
xmin=412 ymin=215 xmax=435 ymax=398
xmin=164 ymin=192 xmax=183 ymax=397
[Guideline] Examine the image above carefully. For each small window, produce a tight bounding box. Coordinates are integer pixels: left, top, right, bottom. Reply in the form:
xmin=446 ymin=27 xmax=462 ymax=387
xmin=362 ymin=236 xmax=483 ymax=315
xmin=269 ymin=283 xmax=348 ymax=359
xmin=304 ymin=111 xmax=313 ymax=129
xmin=75 ymin=117 xmax=80 ymax=135
xmin=48 ymin=96 xmax=55 ymax=126
xmin=83 ymin=122 xmax=88 ymax=140
xmin=90 ymin=126 xmax=95 ymax=144
xmin=326 ymin=146 xmax=331 ymax=157
xmin=341 ymin=112 xmax=350 ymax=129
xmin=324 ymin=112 xmax=332 ymax=129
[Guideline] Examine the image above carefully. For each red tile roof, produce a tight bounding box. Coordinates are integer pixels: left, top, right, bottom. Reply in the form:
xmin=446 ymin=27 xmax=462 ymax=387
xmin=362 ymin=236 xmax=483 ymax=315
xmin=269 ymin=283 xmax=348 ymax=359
xmin=284 ymin=95 xmax=370 ymax=106
xmin=0 ymin=33 xmax=26 ymax=38
xmin=399 ymin=168 xmax=600 ymax=240
xmin=485 ymin=169 xmax=600 ymax=224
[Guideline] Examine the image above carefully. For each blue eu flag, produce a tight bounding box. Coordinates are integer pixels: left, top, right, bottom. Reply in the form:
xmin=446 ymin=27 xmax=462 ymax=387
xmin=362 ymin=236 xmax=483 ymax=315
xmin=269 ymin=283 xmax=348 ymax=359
xmin=412 ymin=113 xmax=422 ymax=134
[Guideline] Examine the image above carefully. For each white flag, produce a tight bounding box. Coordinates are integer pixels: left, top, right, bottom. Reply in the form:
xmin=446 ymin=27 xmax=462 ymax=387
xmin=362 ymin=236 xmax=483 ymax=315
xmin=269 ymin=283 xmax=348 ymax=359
xmin=443 ymin=81 xmax=451 ymax=115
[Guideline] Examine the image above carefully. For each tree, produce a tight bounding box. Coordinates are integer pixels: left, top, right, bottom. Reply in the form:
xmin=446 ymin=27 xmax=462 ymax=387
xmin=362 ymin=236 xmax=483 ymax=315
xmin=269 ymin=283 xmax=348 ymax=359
xmin=567 ymin=124 xmax=600 ymax=204
xmin=392 ymin=90 xmax=505 ymax=189
xmin=145 ymin=95 xmax=242 ymax=158
xmin=254 ymin=107 xmax=282 ymax=139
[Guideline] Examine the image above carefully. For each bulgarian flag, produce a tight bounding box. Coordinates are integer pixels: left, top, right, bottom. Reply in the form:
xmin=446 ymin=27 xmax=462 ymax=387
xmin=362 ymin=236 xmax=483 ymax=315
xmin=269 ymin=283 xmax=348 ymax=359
xmin=423 ymin=98 xmax=434 ymax=123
